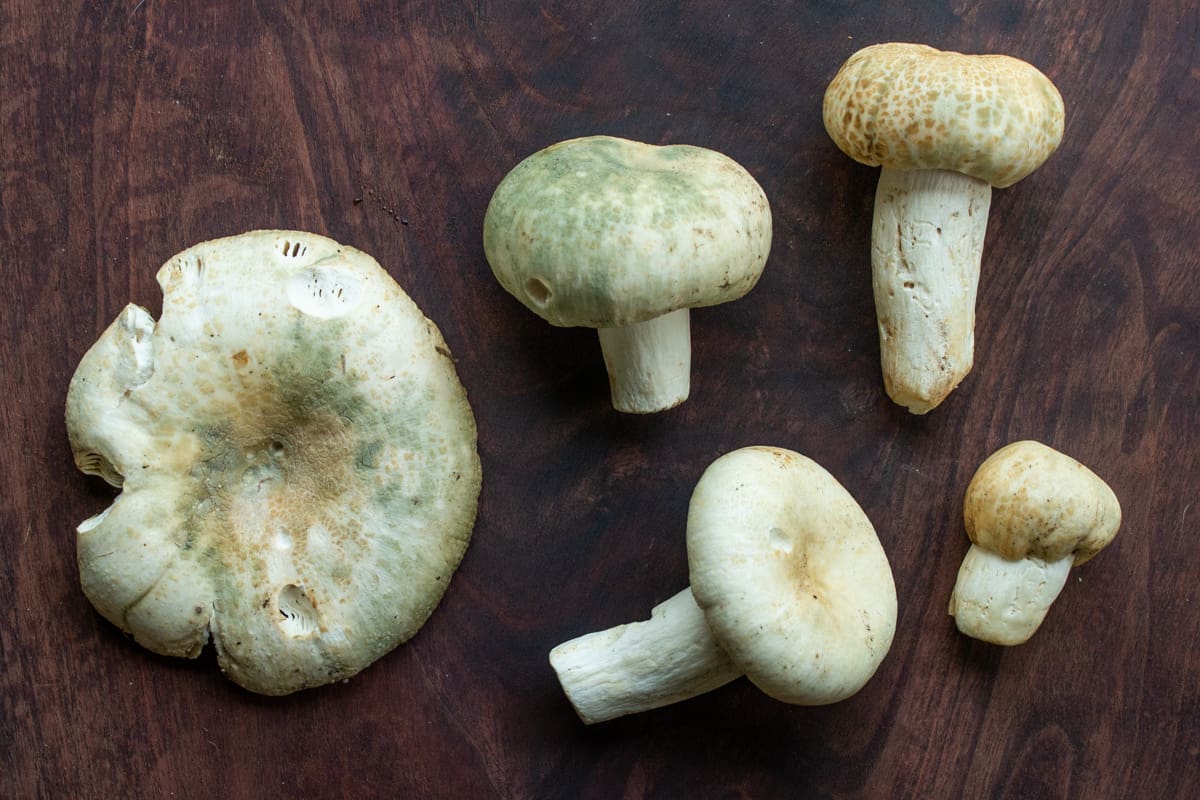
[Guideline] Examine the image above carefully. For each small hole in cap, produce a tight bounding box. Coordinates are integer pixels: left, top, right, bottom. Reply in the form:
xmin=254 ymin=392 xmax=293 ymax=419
xmin=275 ymin=583 xmax=319 ymax=638
xmin=769 ymin=526 xmax=793 ymax=554
xmin=525 ymin=277 xmax=552 ymax=306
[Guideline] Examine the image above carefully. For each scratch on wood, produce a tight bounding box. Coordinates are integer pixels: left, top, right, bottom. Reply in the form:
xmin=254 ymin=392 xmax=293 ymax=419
xmin=900 ymin=463 xmax=938 ymax=484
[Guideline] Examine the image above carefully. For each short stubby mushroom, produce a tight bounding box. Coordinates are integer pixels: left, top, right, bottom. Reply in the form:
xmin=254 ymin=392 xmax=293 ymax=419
xmin=549 ymin=446 xmax=897 ymax=723
xmin=949 ymin=441 xmax=1121 ymax=646
xmin=483 ymin=135 xmax=773 ymax=414
xmin=823 ymin=43 xmax=1065 ymax=413
xmin=66 ymin=231 xmax=482 ymax=694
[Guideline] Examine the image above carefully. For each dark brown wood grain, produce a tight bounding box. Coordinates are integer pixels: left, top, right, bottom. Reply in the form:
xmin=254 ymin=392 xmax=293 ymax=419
xmin=2 ymin=1 xmax=1197 ymax=798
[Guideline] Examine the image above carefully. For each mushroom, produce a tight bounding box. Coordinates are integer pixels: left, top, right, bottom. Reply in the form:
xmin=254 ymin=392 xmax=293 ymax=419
xmin=483 ymin=135 xmax=772 ymax=413
xmin=823 ymin=43 xmax=1065 ymax=413
xmin=549 ymin=446 xmax=897 ymax=723
xmin=66 ymin=230 xmax=482 ymax=694
xmin=948 ymin=440 xmax=1121 ymax=645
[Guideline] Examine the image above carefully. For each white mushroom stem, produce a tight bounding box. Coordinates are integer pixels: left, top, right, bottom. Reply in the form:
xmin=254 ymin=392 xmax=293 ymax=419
xmin=948 ymin=544 xmax=1073 ymax=646
xmin=871 ymin=167 xmax=992 ymax=414
xmin=597 ymin=308 xmax=692 ymax=414
xmin=549 ymin=587 xmax=740 ymax=724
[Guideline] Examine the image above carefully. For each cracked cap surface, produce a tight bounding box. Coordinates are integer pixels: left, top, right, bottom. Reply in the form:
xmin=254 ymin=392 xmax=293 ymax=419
xmin=823 ymin=43 xmax=1064 ymax=188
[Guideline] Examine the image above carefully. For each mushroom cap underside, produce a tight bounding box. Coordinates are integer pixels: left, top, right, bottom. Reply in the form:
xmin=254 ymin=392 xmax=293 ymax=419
xmin=483 ymin=135 xmax=772 ymax=328
xmin=964 ymin=440 xmax=1121 ymax=565
xmin=823 ymin=42 xmax=1064 ymax=188
xmin=686 ymin=446 xmax=897 ymax=705
xmin=66 ymin=230 xmax=481 ymax=695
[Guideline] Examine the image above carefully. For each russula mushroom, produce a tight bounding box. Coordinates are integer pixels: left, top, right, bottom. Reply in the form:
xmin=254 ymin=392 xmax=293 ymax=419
xmin=549 ymin=446 xmax=897 ymax=723
xmin=483 ymin=135 xmax=772 ymax=413
xmin=66 ymin=230 xmax=482 ymax=694
xmin=823 ymin=43 xmax=1065 ymax=413
xmin=949 ymin=440 xmax=1121 ymax=646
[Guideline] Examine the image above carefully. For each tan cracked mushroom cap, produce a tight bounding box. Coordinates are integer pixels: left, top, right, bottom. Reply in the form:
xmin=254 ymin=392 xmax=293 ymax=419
xmin=688 ymin=447 xmax=897 ymax=705
xmin=949 ymin=440 xmax=1121 ymax=645
xmin=822 ymin=43 xmax=1065 ymax=415
xmin=483 ymin=135 xmax=771 ymax=328
xmin=66 ymin=230 xmax=481 ymax=694
xmin=823 ymin=43 xmax=1065 ymax=189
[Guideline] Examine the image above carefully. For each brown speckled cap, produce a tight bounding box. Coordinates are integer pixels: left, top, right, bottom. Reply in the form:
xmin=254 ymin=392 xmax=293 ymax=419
xmin=964 ymin=440 xmax=1121 ymax=565
xmin=823 ymin=43 xmax=1065 ymax=188
xmin=950 ymin=440 xmax=1120 ymax=645
xmin=66 ymin=231 xmax=481 ymax=694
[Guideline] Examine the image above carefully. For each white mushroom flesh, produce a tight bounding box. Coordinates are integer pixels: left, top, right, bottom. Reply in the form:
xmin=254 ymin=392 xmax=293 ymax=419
xmin=948 ymin=545 xmax=1072 ymax=646
xmin=549 ymin=588 xmax=740 ymax=724
xmin=597 ymin=308 xmax=692 ymax=414
xmin=872 ymin=167 xmax=991 ymax=413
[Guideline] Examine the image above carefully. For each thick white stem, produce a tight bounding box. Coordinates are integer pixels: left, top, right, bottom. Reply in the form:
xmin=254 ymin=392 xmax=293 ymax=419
xmin=948 ymin=544 xmax=1073 ymax=646
xmin=871 ymin=168 xmax=991 ymax=414
xmin=549 ymin=587 xmax=740 ymax=724
xmin=597 ymin=308 xmax=691 ymax=414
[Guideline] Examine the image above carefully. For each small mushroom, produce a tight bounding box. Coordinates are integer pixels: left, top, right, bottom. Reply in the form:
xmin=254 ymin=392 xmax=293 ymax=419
xmin=66 ymin=231 xmax=482 ymax=694
xmin=483 ymin=135 xmax=772 ymax=413
xmin=949 ymin=441 xmax=1121 ymax=645
xmin=823 ymin=43 xmax=1065 ymax=413
xmin=550 ymin=446 xmax=897 ymax=723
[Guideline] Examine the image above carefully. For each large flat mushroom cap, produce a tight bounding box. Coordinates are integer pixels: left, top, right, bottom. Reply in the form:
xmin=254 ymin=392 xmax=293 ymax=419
xmin=823 ymin=43 xmax=1064 ymax=188
xmin=66 ymin=230 xmax=481 ymax=695
xmin=687 ymin=447 xmax=897 ymax=705
xmin=482 ymin=135 xmax=772 ymax=328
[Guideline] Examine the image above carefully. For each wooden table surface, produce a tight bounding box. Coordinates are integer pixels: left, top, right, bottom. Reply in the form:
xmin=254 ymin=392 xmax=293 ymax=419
xmin=3 ymin=2 xmax=1197 ymax=798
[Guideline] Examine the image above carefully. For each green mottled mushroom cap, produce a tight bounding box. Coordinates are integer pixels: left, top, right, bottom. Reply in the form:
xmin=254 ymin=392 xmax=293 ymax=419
xmin=823 ymin=43 xmax=1064 ymax=188
xmin=482 ymin=136 xmax=772 ymax=328
xmin=66 ymin=231 xmax=481 ymax=695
